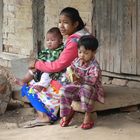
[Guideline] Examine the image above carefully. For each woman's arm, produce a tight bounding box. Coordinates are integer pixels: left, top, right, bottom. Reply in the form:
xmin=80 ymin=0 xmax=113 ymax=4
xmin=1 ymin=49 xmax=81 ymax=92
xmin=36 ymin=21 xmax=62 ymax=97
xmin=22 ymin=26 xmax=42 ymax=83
xmin=35 ymin=40 xmax=78 ymax=73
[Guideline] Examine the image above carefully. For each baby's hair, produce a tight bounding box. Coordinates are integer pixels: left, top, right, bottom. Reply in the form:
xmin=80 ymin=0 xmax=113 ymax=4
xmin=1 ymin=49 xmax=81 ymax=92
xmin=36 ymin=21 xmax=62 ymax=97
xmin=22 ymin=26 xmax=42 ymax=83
xmin=47 ymin=27 xmax=63 ymax=40
xmin=78 ymin=35 xmax=98 ymax=51
xmin=60 ymin=7 xmax=85 ymax=31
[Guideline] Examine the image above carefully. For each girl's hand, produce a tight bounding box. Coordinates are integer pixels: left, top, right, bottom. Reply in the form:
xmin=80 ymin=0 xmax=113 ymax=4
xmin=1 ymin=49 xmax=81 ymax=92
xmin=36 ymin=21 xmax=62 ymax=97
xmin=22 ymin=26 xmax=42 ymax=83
xmin=72 ymin=74 xmax=82 ymax=84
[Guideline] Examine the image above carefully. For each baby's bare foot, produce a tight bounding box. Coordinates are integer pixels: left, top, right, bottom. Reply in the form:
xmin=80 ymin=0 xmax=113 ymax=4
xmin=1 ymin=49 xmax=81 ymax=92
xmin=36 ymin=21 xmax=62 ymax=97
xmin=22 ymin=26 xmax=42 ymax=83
xmin=13 ymin=78 xmax=25 ymax=86
xmin=33 ymin=85 xmax=44 ymax=92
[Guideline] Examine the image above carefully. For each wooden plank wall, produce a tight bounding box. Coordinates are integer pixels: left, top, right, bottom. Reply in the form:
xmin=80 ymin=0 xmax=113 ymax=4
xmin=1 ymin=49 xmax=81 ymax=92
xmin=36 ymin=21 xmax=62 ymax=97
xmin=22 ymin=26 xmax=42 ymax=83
xmin=137 ymin=0 xmax=140 ymax=74
xmin=121 ymin=0 xmax=137 ymax=74
xmin=93 ymin=0 xmax=140 ymax=76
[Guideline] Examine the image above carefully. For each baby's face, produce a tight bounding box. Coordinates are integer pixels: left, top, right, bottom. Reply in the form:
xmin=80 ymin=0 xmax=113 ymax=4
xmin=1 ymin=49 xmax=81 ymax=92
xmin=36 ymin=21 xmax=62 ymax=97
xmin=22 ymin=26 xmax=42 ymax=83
xmin=46 ymin=33 xmax=62 ymax=50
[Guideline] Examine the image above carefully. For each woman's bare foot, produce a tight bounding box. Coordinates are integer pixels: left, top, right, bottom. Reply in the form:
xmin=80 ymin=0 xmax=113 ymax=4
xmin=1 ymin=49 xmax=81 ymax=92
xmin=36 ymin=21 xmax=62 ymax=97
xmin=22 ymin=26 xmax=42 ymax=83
xmin=37 ymin=111 xmax=50 ymax=122
xmin=23 ymin=115 xmax=51 ymax=128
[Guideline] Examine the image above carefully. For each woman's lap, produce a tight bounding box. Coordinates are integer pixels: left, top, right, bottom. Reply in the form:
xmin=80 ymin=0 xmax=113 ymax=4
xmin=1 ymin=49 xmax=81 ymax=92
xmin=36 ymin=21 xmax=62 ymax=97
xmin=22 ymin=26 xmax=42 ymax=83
xmin=21 ymin=84 xmax=59 ymax=121
xmin=21 ymin=85 xmax=47 ymax=112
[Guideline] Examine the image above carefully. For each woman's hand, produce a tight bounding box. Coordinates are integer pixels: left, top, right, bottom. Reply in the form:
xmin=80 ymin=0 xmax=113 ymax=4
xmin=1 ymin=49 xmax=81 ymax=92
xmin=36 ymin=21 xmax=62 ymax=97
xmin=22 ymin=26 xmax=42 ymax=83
xmin=28 ymin=58 xmax=36 ymax=69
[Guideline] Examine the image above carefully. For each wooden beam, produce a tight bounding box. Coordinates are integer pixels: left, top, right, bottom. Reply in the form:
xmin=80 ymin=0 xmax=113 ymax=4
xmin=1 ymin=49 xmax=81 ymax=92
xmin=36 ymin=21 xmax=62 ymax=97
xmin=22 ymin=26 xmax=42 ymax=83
xmin=72 ymin=85 xmax=140 ymax=112
xmin=102 ymin=71 xmax=140 ymax=81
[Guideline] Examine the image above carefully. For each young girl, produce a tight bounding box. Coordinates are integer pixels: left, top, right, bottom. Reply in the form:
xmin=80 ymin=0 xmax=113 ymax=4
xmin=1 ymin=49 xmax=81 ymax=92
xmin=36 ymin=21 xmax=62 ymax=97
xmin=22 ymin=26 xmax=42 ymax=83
xmin=35 ymin=7 xmax=89 ymax=72
xmin=60 ymin=35 xmax=104 ymax=129
xmin=21 ymin=7 xmax=90 ymax=127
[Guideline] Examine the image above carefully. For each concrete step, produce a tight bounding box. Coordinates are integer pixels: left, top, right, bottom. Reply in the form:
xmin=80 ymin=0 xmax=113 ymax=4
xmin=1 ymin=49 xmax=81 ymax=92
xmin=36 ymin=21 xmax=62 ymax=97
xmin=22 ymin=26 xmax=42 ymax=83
xmin=72 ymin=85 xmax=140 ymax=112
xmin=12 ymin=89 xmax=29 ymax=103
xmin=0 ymin=57 xmax=11 ymax=68
xmin=13 ymin=85 xmax=140 ymax=113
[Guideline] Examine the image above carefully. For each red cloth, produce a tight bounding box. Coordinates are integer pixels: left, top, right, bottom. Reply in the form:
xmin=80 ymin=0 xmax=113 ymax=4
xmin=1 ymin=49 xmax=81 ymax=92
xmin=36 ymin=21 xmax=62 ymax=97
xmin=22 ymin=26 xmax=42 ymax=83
xmin=50 ymin=80 xmax=62 ymax=91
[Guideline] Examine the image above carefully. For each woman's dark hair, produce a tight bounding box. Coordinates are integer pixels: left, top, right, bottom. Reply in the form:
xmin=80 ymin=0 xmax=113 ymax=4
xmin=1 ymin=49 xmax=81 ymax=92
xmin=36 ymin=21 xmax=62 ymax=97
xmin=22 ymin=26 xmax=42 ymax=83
xmin=78 ymin=35 xmax=99 ymax=51
xmin=47 ymin=27 xmax=63 ymax=39
xmin=60 ymin=7 xmax=85 ymax=31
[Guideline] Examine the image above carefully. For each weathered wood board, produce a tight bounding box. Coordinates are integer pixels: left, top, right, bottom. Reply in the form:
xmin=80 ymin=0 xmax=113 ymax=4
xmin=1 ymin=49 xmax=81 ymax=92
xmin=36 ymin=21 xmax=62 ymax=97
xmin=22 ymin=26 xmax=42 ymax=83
xmin=72 ymin=85 xmax=140 ymax=112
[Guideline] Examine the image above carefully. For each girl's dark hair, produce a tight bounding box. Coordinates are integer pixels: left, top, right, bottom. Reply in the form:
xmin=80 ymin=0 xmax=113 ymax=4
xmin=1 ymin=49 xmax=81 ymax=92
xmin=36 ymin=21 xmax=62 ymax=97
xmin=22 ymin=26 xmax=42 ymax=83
xmin=47 ymin=27 xmax=63 ymax=39
xmin=60 ymin=7 xmax=85 ymax=31
xmin=78 ymin=35 xmax=99 ymax=51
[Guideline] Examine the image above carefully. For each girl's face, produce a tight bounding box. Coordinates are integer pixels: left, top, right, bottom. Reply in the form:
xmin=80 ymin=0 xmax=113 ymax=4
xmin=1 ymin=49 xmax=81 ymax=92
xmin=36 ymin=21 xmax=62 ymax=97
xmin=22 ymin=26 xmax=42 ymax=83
xmin=58 ymin=14 xmax=78 ymax=36
xmin=78 ymin=45 xmax=95 ymax=64
xmin=46 ymin=33 xmax=62 ymax=50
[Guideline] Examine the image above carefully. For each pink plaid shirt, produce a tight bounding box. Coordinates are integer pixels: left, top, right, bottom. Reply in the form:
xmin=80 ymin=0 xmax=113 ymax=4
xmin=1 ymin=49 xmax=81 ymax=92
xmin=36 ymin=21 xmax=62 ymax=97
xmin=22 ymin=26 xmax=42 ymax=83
xmin=71 ymin=57 xmax=104 ymax=103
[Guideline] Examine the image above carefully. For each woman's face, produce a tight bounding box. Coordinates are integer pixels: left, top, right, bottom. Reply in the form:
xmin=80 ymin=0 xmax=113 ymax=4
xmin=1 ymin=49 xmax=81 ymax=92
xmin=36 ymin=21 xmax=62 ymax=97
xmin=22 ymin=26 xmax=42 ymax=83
xmin=58 ymin=14 xmax=78 ymax=36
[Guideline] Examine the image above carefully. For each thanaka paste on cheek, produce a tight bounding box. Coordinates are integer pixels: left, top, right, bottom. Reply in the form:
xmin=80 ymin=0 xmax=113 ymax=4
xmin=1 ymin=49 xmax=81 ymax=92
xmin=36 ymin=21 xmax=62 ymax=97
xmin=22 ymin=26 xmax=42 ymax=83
xmin=64 ymin=24 xmax=68 ymax=29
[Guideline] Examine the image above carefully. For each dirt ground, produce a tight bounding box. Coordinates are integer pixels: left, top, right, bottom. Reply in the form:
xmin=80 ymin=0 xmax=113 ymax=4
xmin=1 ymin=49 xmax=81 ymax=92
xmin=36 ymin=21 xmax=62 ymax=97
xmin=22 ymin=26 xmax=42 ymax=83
xmin=0 ymin=103 xmax=140 ymax=140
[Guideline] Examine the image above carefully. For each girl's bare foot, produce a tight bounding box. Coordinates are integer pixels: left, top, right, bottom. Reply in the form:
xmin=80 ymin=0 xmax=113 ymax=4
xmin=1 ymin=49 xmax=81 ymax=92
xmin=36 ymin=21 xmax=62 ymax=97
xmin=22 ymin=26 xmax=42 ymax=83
xmin=83 ymin=112 xmax=93 ymax=124
xmin=60 ymin=109 xmax=75 ymax=127
xmin=81 ymin=112 xmax=94 ymax=129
